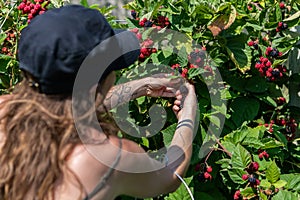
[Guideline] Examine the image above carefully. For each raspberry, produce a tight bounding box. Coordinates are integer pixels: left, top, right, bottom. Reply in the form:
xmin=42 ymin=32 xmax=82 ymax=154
xmin=140 ymin=48 xmax=148 ymax=55
xmin=248 ymin=41 xmax=254 ymax=46
xmin=249 ymin=162 xmax=259 ymax=172
xmin=1 ymin=47 xmax=8 ymax=53
xmin=139 ymin=21 xmax=145 ymax=27
xmin=242 ymin=174 xmax=249 ymax=180
xmin=204 ymin=172 xmax=212 ymax=180
xmin=279 ymin=2 xmax=285 ymax=9
xmin=233 ymin=190 xmax=241 ymax=200
xmin=266 ymin=61 xmax=272 ymax=67
xmin=263 ymin=151 xmax=269 ymax=159
xmin=259 ymin=153 xmax=264 ymax=159
xmin=206 ymin=166 xmax=213 ymax=173
xmin=255 ymin=179 xmax=260 ymax=185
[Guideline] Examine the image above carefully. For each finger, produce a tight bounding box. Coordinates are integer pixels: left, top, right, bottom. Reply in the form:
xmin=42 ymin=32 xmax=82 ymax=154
xmin=176 ymin=94 xmax=183 ymax=100
xmin=174 ymin=100 xmax=181 ymax=106
xmin=173 ymin=105 xmax=180 ymax=112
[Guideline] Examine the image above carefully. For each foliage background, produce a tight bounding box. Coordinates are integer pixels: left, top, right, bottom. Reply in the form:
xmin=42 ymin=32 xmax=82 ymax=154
xmin=1 ymin=0 xmax=300 ymax=199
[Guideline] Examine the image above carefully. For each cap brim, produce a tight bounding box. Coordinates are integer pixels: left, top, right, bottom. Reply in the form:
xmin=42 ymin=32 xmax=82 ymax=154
xmin=112 ymin=29 xmax=140 ymax=71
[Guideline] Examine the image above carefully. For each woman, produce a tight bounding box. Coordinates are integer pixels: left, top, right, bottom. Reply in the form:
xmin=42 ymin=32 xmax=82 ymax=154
xmin=0 ymin=5 xmax=197 ymax=200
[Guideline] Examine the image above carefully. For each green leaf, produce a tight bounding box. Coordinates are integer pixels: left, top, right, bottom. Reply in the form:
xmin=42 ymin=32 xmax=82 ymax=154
xmin=229 ymin=97 xmax=260 ymax=128
xmin=187 ymin=68 xmax=206 ymax=78
xmin=280 ymin=174 xmax=300 ymax=192
xmin=272 ymin=190 xmax=298 ymax=200
xmin=240 ymin=187 xmax=257 ymax=199
xmin=224 ymin=33 xmax=252 ymax=70
xmin=165 ymin=177 xmax=193 ymax=200
xmin=241 ymin=137 xmax=264 ymax=149
xmin=221 ymin=141 xmax=236 ymax=154
xmin=194 ymin=192 xmax=215 ymax=200
xmin=244 ymin=22 xmax=263 ymax=31
xmin=178 ymin=46 xmax=188 ymax=67
xmin=228 ymin=168 xmax=246 ymax=184
xmin=260 ymin=179 xmax=272 ymax=188
xmin=0 ymin=33 xmax=6 ymax=44
xmin=216 ymin=158 xmax=231 ymax=169
xmin=262 ymin=139 xmax=284 ymax=149
xmin=283 ymin=11 xmax=300 ymax=22
xmin=162 ymin=123 xmax=177 ymax=147
xmin=273 ymin=180 xmax=287 ymax=188
xmin=231 ymin=144 xmax=252 ymax=169
xmin=265 ymin=161 xmax=280 ymax=184
xmin=207 ymin=115 xmax=221 ymax=128
xmin=141 ymin=137 xmax=149 ymax=148
xmin=244 ymin=76 xmax=268 ymax=93
xmin=80 ymin=0 xmax=89 ymax=7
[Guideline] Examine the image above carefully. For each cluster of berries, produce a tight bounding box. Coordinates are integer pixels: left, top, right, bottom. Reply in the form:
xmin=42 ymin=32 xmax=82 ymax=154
xmin=153 ymin=16 xmax=170 ymax=29
xmin=264 ymin=120 xmax=275 ymax=133
xmin=247 ymin=39 xmax=259 ymax=50
xmin=139 ymin=18 xmax=153 ymax=27
xmin=258 ymin=149 xmax=269 ymax=159
xmin=17 ymin=0 xmax=49 ymax=23
xmin=188 ymin=48 xmax=213 ymax=75
xmin=276 ymin=21 xmax=288 ymax=32
xmin=284 ymin=118 xmax=298 ymax=141
xmin=131 ymin=10 xmax=170 ymax=30
xmin=138 ymin=17 xmax=171 ymax=30
xmin=265 ymin=47 xmax=283 ymax=58
xmin=195 ymin=164 xmax=213 ymax=181
xmin=254 ymin=56 xmax=284 ymax=81
xmin=1 ymin=31 xmax=16 ymax=56
xmin=130 ymin=28 xmax=157 ymax=62
xmin=239 ymin=162 xmax=261 ymax=191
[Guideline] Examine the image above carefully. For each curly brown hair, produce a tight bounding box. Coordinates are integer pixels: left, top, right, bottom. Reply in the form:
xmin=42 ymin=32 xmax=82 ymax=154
xmin=0 ymin=75 xmax=117 ymax=200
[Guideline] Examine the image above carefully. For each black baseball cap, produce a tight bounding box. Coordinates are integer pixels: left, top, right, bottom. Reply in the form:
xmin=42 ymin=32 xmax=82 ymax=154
xmin=18 ymin=5 xmax=140 ymax=94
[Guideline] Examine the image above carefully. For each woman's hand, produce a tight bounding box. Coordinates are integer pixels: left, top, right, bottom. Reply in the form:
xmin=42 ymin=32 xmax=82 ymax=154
xmin=172 ymin=82 xmax=197 ymax=120
xmin=143 ymin=73 xmax=182 ymax=98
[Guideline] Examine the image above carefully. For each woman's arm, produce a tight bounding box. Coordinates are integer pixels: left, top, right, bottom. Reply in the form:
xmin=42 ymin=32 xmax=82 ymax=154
xmin=113 ymin=82 xmax=197 ymax=198
xmin=102 ymin=74 xmax=180 ymax=110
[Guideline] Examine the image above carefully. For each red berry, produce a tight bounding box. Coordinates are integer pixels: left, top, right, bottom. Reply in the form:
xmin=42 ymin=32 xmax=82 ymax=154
xmin=259 ymin=153 xmax=264 ymax=159
xmin=266 ymin=61 xmax=272 ymax=67
xmin=206 ymin=166 xmax=213 ymax=173
xmin=250 ymin=162 xmax=259 ymax=171
xmin=248 ymin=41 xmax=254 ymax=46
xmin=204 ymin=172 xmax=212 ymax=180
xmin=234 ymin=190 xmax=241 ymax=200
xmin=140 ymin=48 xmax=148 ymax=55
xmin=242 ymin=174 xmax=249 ymax=180
xmin=279 ymin=2 xmax=285 ymax=9
xmin=28 ymin=13 xmax=33 ymax=19
xmin=256 ymin=179 xmax=261 ymax=185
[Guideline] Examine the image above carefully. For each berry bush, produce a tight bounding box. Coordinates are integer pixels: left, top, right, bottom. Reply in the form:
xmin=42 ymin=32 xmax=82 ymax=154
xmin=1 ymin=0 xmax=300 ymax=199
